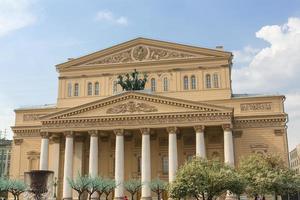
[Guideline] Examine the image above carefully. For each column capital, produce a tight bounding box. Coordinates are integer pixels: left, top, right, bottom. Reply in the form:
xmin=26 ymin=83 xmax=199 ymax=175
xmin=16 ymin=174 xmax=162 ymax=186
xmin=193 ymin=125 xmax=205 ymax=133
xmin=140 ymin=128 xmax=150 ymax=135
xmin=222 ymin=124 xmax=233 ymax=131
xmin=113 ymin=129 xmax=124 ymax=136
xmin=88 ymin=130 xmax=99 ymax=137
xmin=50 ymin=135 xmax=60 ymax=144
xmin=166 ymin=127 xmax=177 ymax=134
xmin=64 ymin=131 xmax=74 ymax=138
xmin=40 ymin=132 xmax=49 ymax=139
xmin=14 ymin=137 xmax=23 ymax=145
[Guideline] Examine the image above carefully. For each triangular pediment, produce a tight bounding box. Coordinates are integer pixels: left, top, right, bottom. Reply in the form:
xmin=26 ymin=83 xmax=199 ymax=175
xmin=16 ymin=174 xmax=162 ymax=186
xmin=41 ymin=92 xmax=232 ymax=120
xmin=57 ymin=38 xmax=232 ymax=71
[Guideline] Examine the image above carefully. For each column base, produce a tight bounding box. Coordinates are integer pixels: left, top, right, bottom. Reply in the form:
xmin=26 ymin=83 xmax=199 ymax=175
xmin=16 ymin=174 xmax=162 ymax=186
xmin=115 ymin=197 xmax=125 ymax=200
xmin=141 ymin=197 xmax=152 ymax=200
xmin=63 ymin=198 xmax=72 ymax=200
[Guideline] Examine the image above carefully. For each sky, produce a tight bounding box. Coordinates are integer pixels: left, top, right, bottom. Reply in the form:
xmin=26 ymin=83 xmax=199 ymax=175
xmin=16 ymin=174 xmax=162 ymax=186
xmin=0 ymin=0 xmax=300 ymax=150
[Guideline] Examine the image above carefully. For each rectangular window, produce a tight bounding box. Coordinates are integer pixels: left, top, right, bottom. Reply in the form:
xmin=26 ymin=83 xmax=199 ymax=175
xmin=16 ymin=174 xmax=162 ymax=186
xmin=162 ymin=156 xmax=168 ymax=175
xmin=67 ymin=82 xmax=72 ymax=97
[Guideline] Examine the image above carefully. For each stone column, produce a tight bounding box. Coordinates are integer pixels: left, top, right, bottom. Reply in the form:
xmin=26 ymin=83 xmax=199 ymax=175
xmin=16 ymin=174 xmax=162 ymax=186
xmin=39 ymin=132 xmax=49 ymax=170
xmin=114 ymin=129 xmax=124 ymax=200
xmin=63 ymin=131 xmax=74 ymax=200
xmin=223 ymin=124 xmax=236 ymax=200
xmin=194 ymin=125 xmax=206 ymax=158
xmin=50 ymin=135 xmax=60 ymax=180
xmin=89 ymin=130 xmax=99 ymax=199
xmin=140 ymin=128 xmax=151 ymax=200
xmin=223 ymin=124 xmax=235 ymax=166
xmin=167 ymin=127 xmax=178 ymax=183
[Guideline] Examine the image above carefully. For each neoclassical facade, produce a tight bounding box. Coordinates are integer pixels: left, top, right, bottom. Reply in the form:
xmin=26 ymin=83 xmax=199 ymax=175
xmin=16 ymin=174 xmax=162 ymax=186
xmin=11 ymin=38 xmax=289 ymax=200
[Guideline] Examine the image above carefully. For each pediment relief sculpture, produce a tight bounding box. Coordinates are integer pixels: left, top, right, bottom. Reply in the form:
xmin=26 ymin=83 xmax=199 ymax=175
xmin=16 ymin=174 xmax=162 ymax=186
xmin=106 ymin=101 xmax=158 ymax=114
xmin=86 ymin=45 xmax=197 ymax=65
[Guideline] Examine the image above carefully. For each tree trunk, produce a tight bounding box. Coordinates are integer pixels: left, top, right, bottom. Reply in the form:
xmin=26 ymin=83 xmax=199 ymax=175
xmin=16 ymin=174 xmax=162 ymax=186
xmin=157 ymin=191 xmax=160 ymax=200
xmin=131 ymin=192 xmax=134 ymax=200
xmin=13 ymin=194 xmax=17 ymax=200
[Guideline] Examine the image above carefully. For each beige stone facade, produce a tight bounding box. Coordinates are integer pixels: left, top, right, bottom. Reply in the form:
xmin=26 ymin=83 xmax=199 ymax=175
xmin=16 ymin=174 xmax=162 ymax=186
xmin=290 ymin=144 xmax=300 ymax=174
xmin=10 ymin=38 xmax=289 ymax=199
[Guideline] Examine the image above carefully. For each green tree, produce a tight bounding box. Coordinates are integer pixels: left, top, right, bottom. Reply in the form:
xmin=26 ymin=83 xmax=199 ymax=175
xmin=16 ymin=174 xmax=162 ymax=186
xmin=87 ymin=176 xmax=104 ymax=200
xmin=103 ymin=179 xmax=116 ymax=200
xmin=149 ymin=178 xmax=167 ymax=200
xmin=124 ymin=179 xmax=142 ymax=200
xmin=169 ymin=157 xmax=244 ymax=200
xmin=5 ymin=179 xmax=26 ymax=200
xmin=238 ymin=154 xmax=300 ymax=199
xmin=68 ymin=173 xmax=90 ymax=200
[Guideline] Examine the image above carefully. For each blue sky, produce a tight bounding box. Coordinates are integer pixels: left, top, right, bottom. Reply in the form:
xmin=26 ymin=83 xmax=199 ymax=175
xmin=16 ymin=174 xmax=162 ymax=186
xmin=0 ymin=0 xmax=300 ymax=149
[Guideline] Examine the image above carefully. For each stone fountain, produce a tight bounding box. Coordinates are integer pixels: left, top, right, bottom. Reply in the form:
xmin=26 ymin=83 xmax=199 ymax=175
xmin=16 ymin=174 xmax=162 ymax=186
xmin=24 ymin=170 xmax=54 ymax=200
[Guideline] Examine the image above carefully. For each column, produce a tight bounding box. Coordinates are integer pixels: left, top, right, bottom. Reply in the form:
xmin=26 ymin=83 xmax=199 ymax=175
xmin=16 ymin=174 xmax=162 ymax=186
xmin=114 ymin=129 xmax=124 ymax=200
xmin=223 ymin=124 xmax=235 ymax=166
xmin=73 ymin=136 xmax=84 ymax=199
xmin=223 ymin=124 xmax=236 ymax=200
xmin=50 ymin=135 xmax=60 ymax=180
xmin=3 ymin=149 xmax=9 ymax=176
xmin=194 ymin=125 xmax=206 ymax=158
xmin=167 ymin=127 xmax=178 ymax=183
xmin=63 ymin=131 xmax=74 ymax=200
xmin=39 ymin=132 xmax=49 ymax=170
xmin=89 ymin=130 xmax=99 ymax=199
xmin=140 ymin=128 xmax=151 ymax=200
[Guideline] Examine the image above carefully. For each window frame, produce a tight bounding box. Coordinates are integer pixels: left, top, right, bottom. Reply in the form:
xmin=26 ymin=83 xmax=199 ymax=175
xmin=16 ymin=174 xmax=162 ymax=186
xmin=151 ymin=78 xmax=156 ymax=92
xmin=74 ymin=83 xmax=79 ymax=96
xmin=87 ymin=82 xmax=93 ymax=96
xmin=94 ymin=82 xmax=100 ymax=95
xmin=191 ymin=75 xmax=196 ymax=90
xmin=183 ymin=76 xmax=189 ymax=90
xmin=163 ymin=77 xmax=169 ymax=92
xmin=213 ymin=73 xmax=219 ymax=88
xmin=205 ymin=74 xmax=212 ymax=89
xmin=67 ymin=82 xmax=72 ymax=97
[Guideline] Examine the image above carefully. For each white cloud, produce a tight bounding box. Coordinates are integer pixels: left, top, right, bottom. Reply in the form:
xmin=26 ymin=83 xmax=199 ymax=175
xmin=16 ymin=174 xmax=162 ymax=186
xmin=95 ymin=10 xmax=128 ymax=26
xmin=232 ymin=17 xmax=300 ymax=150
xmin=233 ymin=17 xmax=300 ymax=93
xmin=0 ymin=0 xmax=37 ymax=37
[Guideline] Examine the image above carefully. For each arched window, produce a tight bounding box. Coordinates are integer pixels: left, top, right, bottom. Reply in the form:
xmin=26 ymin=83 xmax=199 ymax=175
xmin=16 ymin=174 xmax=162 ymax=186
xmin=163 ymin=77 xmax=169 ymax=91
xmin=183 ymin=76 xmax=189 ymax=90
xmin=206 ymin=74 xmax=211 ymax=88
xmin=94 ymin=82 xmax=100 ymax=95
xmin=213 ymin=73 xmax=219 ymax=88
xmin=74 ymin=83 xmax=79 ymax=96
xmin=87 ymin=82 xmax=92 ymax=96
xmin=67 ymin=82 xmax=72 ymax=97
xmin=151 ymin=78 xmax=156 ymax=92
xmin=113 ymin=81 xmax=118 ymax=94
xmin=191 ymin=75 xmax=196 ymax=90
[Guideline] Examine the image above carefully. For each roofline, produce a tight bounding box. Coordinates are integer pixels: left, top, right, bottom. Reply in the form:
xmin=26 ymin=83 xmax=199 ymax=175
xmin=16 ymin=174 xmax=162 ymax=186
xmin=14 ymin=104 xmax=57 ymax=112
xmin=56 ymin=37 xmax=233 ymax=70
xmin=231 ymin=94 xmax=285 ymax=100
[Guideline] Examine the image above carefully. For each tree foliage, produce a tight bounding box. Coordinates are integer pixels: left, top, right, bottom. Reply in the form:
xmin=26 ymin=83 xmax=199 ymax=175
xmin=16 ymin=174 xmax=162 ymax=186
xmin=149 ymin=178 xmax=168 ymax=200
xmin=5 ymin=179 xmax=27 ymax=200
xmin=239 ymin=154 xmax=300 ymax=198
xmin=68 ymin=173 xmax=90 ymax=200
xmin=169 ymin=157 xmax=245 ymax=200
xmin=124 ymin=179 xmax=142 ymax=200
xmin=103 ymin=179 xmax=116 ymax=200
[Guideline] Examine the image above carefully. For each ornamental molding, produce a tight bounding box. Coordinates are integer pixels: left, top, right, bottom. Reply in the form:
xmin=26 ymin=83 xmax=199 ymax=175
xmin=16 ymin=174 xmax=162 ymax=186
xmin=41 ymin=92 xmax=231 ymax=120
xmin=240 ymin=102 xmax=272 ymax=112
xmin=86 ymin=45 xmax=197 ymax=65
xmin=23 ymin=114 xmax=46 ymax=121
xmin=41 ymin=112 xmax=232 ymax=131
xmin=233 ymin=115 xmax=287 ymax=129
xmin=14 ymin=137 xmax=24 ymax=145
xmin=12 ymin=126 xmax=41 ymax=137
xmin=106 ymin=101 xmax=158 ymax=114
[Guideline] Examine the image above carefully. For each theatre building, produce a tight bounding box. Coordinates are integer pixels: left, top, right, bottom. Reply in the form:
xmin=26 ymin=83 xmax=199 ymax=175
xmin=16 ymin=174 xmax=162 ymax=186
xmin=10 ymin=38 xmax=289 ymax=199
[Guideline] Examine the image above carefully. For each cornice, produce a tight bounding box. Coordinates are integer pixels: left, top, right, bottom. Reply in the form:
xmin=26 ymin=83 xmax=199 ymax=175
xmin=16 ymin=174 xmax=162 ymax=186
xmin=41 ymin=92 xmax=232 ymax=120
xmin=11 ymin=126 xmax=41 ymax=137
xmin=41 ymin=111 xmax=232 ymax=131
xmin=233 ymin=114 xmax=287 ymax=129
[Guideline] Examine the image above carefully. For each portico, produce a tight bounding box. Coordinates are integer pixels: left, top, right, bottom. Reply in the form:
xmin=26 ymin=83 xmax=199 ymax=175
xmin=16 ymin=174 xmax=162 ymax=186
xmin=38 ymin=91 xmax=234 ymax=199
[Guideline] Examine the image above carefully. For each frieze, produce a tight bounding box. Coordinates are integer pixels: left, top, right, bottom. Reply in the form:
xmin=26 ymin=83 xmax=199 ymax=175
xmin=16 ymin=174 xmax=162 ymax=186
xmin=240 ymin=102 xmax=272 ymax=112
xmin=106 ymin=101 xmax=158 ymax=114
xmin=42 ymin=113 xmax=232 ymax=130
xmin=23 ymin=114 xmax=45 ymax=121
xmin=86 ymin=45 xmax=196 ymax=65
